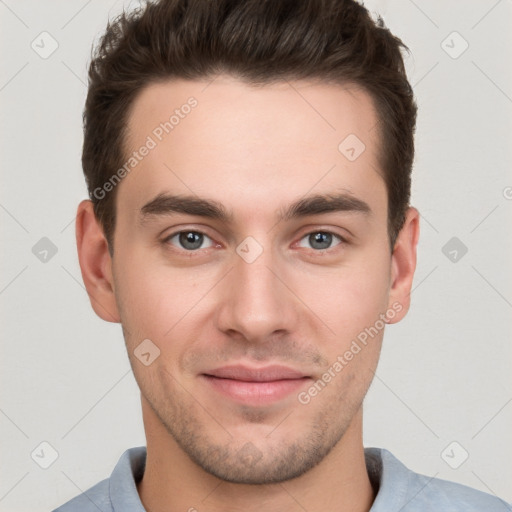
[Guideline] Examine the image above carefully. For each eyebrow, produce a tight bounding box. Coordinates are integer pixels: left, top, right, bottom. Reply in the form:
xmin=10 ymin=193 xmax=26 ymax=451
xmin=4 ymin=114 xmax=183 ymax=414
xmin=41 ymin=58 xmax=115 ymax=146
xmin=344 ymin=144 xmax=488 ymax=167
xmin=139 ymin=191 xmax=372 ymax=225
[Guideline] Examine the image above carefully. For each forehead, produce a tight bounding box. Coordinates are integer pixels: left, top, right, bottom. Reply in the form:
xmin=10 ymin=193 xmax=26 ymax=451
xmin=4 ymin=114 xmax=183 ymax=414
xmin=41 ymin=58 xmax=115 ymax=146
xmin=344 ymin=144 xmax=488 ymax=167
xmin=125 ymin=75 xmax=379 ymax=152
xmin=118 ymin=75 xmax=385 ymax=223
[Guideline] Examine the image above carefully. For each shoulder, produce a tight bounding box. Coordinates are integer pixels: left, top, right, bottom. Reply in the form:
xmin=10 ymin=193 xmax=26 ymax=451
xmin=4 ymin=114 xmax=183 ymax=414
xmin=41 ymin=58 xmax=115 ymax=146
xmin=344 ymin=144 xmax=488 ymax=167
xmin=52 ymin=446 xmax=147 ymax=512
xmin=408 ymin=469 xmax=511 ymax=511
xmin=366 ymin=447 xmax=512 ymax=511
xmin=52 ymin=478 xmax=111 ymax=512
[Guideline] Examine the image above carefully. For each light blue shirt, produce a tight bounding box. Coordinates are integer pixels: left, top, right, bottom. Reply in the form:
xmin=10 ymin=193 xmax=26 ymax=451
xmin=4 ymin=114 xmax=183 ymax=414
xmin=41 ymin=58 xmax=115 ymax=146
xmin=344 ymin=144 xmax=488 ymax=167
xmin=53 ymin=446 xmax=511 ymax=511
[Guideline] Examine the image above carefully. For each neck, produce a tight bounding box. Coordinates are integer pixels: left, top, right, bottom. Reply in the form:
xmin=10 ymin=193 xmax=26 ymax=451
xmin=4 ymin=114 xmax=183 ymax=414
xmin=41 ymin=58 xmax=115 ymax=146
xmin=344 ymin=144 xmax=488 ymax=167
xmin=137 ymin=397 xmax=374 ymax=512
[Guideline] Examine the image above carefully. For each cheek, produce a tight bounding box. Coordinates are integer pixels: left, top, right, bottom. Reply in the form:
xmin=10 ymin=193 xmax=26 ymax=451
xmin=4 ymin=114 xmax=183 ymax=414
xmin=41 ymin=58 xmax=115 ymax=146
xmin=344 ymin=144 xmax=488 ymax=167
xmin=113 ymin=259 xmax=174 ymax=342
xmin=299 ymin=258 xmax=390 ymax=340
xmin=115 ymin=265 xmax=216 ymax=377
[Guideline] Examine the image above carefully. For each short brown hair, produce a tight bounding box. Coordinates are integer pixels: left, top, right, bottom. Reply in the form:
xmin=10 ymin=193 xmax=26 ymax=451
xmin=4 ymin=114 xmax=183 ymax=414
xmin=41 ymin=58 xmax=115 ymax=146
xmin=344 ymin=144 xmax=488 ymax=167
xmin=83 ymin=0 xmax=417 ymax=254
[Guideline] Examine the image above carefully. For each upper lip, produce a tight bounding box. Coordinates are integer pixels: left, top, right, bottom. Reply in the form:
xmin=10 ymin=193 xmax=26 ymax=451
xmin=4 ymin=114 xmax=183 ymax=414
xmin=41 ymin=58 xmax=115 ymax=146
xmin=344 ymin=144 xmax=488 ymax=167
xmin=203 ymin=365 xmax=308 ymax=382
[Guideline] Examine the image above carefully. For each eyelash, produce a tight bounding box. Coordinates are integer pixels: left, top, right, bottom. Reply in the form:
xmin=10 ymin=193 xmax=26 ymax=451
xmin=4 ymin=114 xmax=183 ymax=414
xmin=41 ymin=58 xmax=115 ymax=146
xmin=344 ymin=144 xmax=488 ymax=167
xmin=161 ymin=229 xmax=348 ymax=255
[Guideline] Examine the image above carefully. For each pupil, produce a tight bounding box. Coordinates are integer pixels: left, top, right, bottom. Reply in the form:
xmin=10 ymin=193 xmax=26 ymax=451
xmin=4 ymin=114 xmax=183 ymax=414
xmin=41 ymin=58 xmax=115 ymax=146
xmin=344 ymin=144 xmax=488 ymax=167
xmin=311 ymin=232 xmax=331 ymax=250
xmin=180 ymin=232 xmax=202 ymax=250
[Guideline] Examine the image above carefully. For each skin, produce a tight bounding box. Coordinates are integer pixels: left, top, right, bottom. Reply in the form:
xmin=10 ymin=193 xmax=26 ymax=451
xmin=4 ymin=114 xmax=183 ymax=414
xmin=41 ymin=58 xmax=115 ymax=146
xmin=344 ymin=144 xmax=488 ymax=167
xmin=76 ymin=75 xmax=419 ymax=512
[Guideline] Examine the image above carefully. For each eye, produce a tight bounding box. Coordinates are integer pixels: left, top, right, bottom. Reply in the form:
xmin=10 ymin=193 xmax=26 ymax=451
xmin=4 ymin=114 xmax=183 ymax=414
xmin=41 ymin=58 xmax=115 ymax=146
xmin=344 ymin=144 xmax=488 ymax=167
xmin=297 ymin=231 xmax=345 ymax=251
xmin=163 ymin=230 xmax=215 ymax=251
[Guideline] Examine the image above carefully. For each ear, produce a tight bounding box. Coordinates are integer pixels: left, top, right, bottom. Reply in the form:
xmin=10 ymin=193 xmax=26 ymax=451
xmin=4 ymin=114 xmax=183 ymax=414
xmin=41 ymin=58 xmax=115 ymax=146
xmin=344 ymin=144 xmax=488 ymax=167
xmin=386 ymin=206 xmax=420 ymax=323
xmin=76 ymin=199 xmax=121 ymax=323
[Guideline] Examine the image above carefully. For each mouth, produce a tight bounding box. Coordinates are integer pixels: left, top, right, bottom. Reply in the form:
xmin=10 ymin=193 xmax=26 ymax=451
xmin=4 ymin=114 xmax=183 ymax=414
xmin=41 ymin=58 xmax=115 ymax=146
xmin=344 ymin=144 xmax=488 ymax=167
xmin=200 ymin=365 xmax=311 ymax=405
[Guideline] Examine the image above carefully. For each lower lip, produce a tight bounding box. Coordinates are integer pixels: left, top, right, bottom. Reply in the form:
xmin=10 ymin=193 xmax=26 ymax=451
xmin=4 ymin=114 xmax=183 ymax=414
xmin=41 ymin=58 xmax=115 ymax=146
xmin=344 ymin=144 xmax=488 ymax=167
xmin=201 ymin=375 xmax=310 ymax=405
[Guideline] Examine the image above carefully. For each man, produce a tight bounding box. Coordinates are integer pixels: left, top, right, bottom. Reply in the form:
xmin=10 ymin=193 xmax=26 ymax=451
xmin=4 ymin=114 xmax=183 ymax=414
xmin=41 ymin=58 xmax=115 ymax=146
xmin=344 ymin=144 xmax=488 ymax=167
xmin=54 ymin=0 xmax=511 ymax=510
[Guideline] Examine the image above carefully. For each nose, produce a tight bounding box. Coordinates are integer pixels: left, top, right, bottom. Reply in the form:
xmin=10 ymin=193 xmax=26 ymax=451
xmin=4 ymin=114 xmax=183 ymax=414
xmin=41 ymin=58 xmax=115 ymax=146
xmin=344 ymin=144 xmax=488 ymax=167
xmin=215 ymin=242 xmax=301 ymax=345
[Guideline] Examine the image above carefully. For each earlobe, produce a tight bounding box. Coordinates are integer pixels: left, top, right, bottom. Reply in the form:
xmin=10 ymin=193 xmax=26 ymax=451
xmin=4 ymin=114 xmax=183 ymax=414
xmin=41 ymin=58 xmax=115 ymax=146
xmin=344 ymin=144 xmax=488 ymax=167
xmin=387 ymin=207 xmax=420 ymax=324
xmin=75 ymin=199 xmax=121 ymax=323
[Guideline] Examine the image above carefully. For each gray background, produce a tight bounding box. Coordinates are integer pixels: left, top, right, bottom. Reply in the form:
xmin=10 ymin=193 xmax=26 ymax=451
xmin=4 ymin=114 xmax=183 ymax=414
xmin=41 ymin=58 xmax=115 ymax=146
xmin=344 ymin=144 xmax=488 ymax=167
xmin=1 ymin=0 xmax=511 ymax=510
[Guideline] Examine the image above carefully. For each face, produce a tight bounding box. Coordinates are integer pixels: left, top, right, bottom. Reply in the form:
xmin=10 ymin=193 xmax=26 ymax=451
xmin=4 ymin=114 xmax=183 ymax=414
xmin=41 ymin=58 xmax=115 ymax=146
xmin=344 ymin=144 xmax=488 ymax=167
xmin=107 ymin=76 xmax=404 ymax=484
